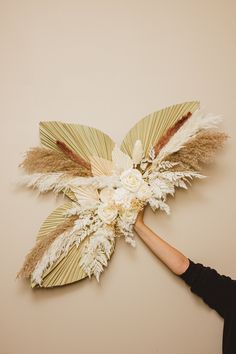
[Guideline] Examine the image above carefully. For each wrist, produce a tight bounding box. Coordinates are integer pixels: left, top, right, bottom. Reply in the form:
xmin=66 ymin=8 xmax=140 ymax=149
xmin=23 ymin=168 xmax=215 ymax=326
xmin=134 ymin=220 xmax=145 ymax=233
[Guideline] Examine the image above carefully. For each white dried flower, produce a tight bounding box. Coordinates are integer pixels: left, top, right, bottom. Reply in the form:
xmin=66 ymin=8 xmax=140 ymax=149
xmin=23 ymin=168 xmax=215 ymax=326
xmin=99 ymin=187 xmax=115 ymax=203
xmin=120 ymin=168 xmax=143 ymax=192
xmin=97 ymin=203 xmax=118 ymax=223
xmin=132 ymin=140 xmax=144 ymax=165
xmin=120 ymin=209 xmax=138 ymax=224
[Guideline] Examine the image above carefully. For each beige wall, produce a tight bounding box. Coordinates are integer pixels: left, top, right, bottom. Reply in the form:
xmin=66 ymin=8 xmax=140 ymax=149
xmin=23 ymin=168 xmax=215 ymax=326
xmin=1 ymin=1 xmax=236 ymax=353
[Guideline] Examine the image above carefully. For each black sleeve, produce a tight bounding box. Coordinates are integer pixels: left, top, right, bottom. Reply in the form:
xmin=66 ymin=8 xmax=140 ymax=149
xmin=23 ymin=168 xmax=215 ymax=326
xmin=179 ymin=259 xmax=236 ymax=318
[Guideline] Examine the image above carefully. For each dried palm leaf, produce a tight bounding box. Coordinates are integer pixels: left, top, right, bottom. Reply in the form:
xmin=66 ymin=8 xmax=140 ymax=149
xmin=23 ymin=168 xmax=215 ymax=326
xmin=89 ymin=155 xmax=113 ymax=176
xmin=153 ymin=111 xmax=192 ymax=156
xmin=73 ymin=186 xmax=100 ymax=206
xmin=155 ymin=109 xmax=222 ymax=162
xmin=17 ymin=212 xmax=78 ymax=279
xmin=112 ymin=145 xmax=133 ymax=174
xmin=120 ymin=101 xmax=200 ymax=158
xmin=40 ymin=121 xmax=115 ymax=162
xmin=29 ymin=203 xmax=116 ymax=287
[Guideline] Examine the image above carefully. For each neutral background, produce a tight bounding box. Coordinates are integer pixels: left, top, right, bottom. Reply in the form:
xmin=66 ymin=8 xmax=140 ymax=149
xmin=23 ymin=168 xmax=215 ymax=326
xmin=1 ymin=1 xmax=236 ymax=354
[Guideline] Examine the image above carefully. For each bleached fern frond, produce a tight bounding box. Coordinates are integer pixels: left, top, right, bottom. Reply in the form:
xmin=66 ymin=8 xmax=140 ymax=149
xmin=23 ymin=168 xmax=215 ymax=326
xmin=148 ymin=198 xmax=171 ymax=214
xmin=132 ymin=140 xmax=144 ymax=165
xmin=161 ymin=170 xmax=207 ymax=183
xmin=157 ymin=161 xmax=181 ymax=170
xmin=112 ymin=145 xmax=133 ymax=174
xmin=79 ymin=227 xmax=115 ymax=282
xmin=149 ymin=178 xmax=175 ymax=199
xmin=155 ymin=110 xmax=222 ymax=163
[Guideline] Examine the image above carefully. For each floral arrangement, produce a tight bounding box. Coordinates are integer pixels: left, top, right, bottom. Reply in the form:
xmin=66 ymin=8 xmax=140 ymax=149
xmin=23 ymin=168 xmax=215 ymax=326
xmin=17 ymin=102 xmax=229 ymax=287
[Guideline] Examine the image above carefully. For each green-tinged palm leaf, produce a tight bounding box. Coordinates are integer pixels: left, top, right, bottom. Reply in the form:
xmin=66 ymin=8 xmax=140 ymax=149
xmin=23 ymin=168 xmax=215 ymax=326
xmin=120 ymin=101 xmax=200 ymax=158
xmin=32 ymin=202 xmax=115 ymax=287
xmin=40 ymin=121 xmax=115 ymax=162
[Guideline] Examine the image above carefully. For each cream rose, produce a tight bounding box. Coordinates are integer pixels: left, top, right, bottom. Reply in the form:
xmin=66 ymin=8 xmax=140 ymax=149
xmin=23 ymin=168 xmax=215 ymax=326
xmin=120 ymin=168 xmax=143 ymax=192
xmin=99 ymin=187 xmax=115 ymax=203
xmin=97 ymin=203 xmax=118 ymax=224
xmin=120 ymin=209 xmax=138 ymax=224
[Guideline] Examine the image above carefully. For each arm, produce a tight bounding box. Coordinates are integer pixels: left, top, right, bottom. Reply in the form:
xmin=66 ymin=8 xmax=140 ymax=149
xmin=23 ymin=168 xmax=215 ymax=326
xmin=134 ymin=209 xmax=190 ymax=275
xmin=134 ymin=209 xmax=236 ymax=318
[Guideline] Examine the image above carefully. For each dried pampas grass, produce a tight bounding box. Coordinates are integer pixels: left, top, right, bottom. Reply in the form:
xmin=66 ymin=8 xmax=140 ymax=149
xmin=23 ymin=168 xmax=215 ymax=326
xmin=165 ymin=130 xmax=229 ymax=171
xmin=17 ymin=215 xmax=78 ymax=279
xmin=20 ymin=147 xmax=92 ymax=177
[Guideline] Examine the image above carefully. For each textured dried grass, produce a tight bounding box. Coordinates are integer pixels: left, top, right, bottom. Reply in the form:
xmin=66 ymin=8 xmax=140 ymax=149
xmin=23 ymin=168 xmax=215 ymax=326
xmin=20 ymin=147 xmax=92 ymax=177
xmin=165 ymin=129 xmax=229 ymax=171
xmin=17 ymin=215 xmax=78 ymax=279
xmin=154 ymin=112 xmax=192 ymax=156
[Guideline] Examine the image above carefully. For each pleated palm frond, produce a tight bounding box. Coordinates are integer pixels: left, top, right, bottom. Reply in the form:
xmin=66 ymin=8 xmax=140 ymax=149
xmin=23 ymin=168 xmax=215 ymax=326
xmin=89 ymin=156 xmax=114 ymax=176
xmin=23 ymin=202 xmax=87 ymax=287
xmin=40 ymin=121 xmax=115 ymax=162
xmin=120 ymin=101 xmax=200 ymax=158
xmin=31 ymin=202 xmax=116 ymax=287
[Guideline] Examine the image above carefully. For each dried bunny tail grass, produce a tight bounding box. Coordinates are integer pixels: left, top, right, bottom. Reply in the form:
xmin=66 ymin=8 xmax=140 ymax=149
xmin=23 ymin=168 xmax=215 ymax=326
xmin=165 ymin=130 xmax=229 ymax=172
xmin=56 ymin=140 xmax=92 ymax=171
xmin=17 ymin=215 xmax=78 ymax=279
xmin=154 ymin=112 xmax=192 ymax=156
xmin=20 ymin=147 xmax=92 ymax=177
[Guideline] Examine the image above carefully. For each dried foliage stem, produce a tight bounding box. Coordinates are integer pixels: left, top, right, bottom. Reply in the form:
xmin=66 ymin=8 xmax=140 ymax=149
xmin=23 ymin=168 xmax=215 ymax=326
xmin=154 ymin=112 xmax=192 ymax=156
xmin=56 ymin=140 xmax=92 ymax=171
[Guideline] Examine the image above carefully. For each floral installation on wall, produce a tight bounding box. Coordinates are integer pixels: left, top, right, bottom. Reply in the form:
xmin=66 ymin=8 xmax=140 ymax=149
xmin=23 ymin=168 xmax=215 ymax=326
xmin=17 ymin=101 xmax=229 ymax=288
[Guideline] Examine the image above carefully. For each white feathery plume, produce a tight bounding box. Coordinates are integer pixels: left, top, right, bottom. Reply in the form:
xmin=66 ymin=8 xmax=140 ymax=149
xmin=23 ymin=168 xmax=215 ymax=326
xmin=18 ymin=173 xmax=120 ymax=194
xmin=32 ymin=229 xmax=75 ymax=285
xmin=132 ymin=140 xmax=144 ymax=166
xmin=154 ymin=109 xmax=222 ymax=163
xmin=18 ymin=172 xmax=66 ymax=193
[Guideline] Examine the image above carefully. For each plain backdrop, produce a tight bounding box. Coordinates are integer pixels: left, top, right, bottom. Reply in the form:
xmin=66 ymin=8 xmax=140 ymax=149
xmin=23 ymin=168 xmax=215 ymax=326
xmin=1 ymin=1 xmax=236 ymax=354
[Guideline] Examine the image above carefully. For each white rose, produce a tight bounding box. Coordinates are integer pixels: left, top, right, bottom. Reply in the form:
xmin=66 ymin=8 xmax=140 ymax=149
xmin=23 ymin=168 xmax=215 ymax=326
xmin=136 ymin=182 xmax=152 ymax=201
xmin=112 ymin=187 xmax=134 ymax=208
xmin=99 ymin=187 xmax=115 ymax=203
xmin=97 ymin=203 xmax=118 ymax=224
xmin=120 ymin=209 xmax=138 ymax=224
xmin=120 ymin=168 xmax=143 ymax=192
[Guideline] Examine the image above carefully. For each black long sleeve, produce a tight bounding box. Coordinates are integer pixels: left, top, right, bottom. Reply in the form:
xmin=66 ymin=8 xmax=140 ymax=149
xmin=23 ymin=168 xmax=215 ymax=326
xmin=179 ymin=259 xmax=236 ymax=354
